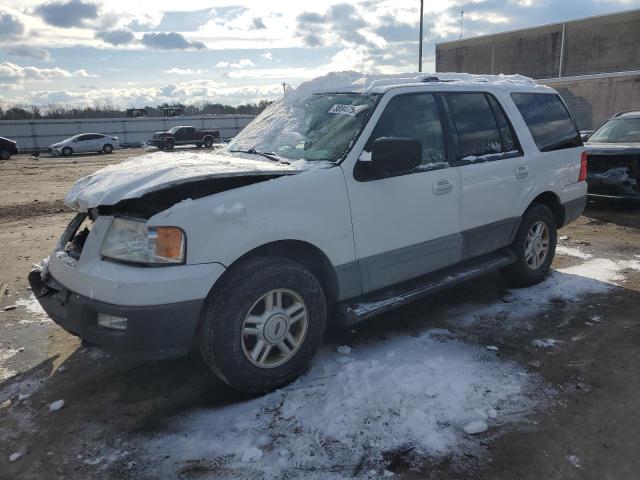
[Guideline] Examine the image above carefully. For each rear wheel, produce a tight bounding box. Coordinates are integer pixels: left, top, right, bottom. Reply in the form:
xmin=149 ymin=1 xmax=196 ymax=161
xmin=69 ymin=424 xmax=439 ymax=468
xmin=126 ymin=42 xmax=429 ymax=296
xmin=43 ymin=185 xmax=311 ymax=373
xmin=203 ymin=137 xmax=214 ymax=148
xmin=198 ymin=257 xmax=327 ymax=393
xmin=501 ymin=203 xmax=557 ymax=287
xmin=102 ymin=144 xmax=113 ymax=154
xmin=0 ymin=149 xmax=10 ymax=160
xmin=62 ymin=147 xmax=73 ymax=157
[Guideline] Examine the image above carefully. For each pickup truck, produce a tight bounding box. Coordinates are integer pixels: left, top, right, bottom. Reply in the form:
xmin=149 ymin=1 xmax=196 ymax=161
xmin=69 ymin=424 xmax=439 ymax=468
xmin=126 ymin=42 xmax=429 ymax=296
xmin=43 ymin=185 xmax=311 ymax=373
xmin=149 ymin=126 xmax=221 ymax=150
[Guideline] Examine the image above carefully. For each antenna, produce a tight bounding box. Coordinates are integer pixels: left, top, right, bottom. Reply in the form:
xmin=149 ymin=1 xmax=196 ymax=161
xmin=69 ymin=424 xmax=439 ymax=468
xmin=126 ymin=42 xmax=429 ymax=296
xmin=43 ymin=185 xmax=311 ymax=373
xmin=459 ymin=10 xmax=464 ymax=39
xmin=418 ymin=0 xmax=424 ymax=72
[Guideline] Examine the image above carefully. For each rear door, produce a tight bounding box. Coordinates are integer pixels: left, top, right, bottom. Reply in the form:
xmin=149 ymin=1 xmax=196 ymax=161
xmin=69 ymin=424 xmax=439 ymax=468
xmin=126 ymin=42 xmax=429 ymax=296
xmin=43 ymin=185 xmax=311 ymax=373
xmin=344 ymin=91 xmax=463 ymax=293
xmin=444 ymin=92 xmax=532 ymax=259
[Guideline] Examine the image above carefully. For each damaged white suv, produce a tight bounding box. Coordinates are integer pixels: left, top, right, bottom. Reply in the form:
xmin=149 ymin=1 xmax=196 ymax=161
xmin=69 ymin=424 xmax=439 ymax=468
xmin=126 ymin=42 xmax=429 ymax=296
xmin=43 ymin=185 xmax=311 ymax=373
xmin=30 ymin=72 xmax=587 ymax=393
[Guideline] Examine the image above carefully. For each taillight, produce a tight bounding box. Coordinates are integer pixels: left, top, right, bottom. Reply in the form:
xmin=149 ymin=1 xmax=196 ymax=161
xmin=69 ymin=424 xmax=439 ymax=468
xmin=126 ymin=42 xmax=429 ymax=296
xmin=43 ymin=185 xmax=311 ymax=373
xmin=579 ymin=151 xmax=588 ymax=182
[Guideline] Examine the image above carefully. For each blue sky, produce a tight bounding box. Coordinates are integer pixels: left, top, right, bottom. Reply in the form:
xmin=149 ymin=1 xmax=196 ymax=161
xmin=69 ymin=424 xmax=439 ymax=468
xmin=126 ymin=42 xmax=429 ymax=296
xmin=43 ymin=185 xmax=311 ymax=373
xmin=0 ymin=0 xmax=637 ymax=108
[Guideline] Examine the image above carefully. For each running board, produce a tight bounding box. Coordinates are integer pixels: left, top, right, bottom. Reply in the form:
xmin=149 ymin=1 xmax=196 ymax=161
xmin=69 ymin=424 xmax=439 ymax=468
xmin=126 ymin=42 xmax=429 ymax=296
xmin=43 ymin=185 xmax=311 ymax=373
xmin=339 ymin=249 xmax=516 ymax=325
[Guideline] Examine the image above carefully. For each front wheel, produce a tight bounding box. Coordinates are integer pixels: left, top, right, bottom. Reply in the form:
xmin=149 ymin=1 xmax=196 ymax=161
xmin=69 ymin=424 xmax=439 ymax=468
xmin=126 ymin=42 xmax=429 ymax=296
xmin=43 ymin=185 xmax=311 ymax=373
xmin=198 ymin=257 xmax=327 ymax=393
xmin=0 ymin=149 xmax=10 ymax=160
xmin=165 ymin=140 xmax=174 ymax=150
xmin=501 ymin=203 xmax=557 ymax=287
xmin=61 ymin=147 xmax=73 ymax=156
xmin=102 ymin=144 xmax=113 ymax=154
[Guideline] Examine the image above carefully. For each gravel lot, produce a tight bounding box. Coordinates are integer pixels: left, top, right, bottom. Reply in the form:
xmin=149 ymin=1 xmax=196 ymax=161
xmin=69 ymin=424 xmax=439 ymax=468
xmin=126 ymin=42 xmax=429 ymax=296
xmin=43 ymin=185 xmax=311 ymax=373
xmin=1 ymin=149 xmax=639 ymax=479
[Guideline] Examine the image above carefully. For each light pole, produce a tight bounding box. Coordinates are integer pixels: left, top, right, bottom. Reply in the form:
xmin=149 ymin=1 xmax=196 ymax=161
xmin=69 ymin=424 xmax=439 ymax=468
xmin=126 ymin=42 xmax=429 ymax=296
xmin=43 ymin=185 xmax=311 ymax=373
xmin=418 ymin=0 xmax=424 ymax=72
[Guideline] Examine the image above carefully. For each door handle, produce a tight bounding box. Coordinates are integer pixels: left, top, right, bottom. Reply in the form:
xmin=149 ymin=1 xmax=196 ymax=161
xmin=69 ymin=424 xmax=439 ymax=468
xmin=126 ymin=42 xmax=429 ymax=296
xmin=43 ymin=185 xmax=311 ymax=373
xmin=515 ymin=166 xmax=529 ymax=179
xmin=433 ymin=179 xmax=453 ymax=195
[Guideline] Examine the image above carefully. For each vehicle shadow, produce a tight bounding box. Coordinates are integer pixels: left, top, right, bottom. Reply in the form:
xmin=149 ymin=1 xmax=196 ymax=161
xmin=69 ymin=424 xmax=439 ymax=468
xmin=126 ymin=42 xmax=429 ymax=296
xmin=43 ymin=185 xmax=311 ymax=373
xmin=583 ymin=199 xmax=640 ymax=229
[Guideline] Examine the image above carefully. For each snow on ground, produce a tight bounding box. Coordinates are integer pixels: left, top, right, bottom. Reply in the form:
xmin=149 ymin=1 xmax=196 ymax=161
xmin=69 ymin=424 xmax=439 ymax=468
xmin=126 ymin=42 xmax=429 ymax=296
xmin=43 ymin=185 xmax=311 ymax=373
xmin=136 ymin=253 xmax=640 ymax=479
xmin=556 ymin=245 xmax=593 ymax=260
xmin=15 ymin=294 xmax=52 ymax=325
xmin=0 ymin=348 xmax=18 ymax=381
xmin=141 ymin=332 xmax=541 ymax=479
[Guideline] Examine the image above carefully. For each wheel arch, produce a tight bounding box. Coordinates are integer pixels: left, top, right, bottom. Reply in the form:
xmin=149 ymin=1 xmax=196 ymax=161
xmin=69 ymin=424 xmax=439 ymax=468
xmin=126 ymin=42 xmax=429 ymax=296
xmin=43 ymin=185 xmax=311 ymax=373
xmin=218 ymin=240 xmax=340 ymax=302
xmin=528 ymin=191 xmax=564 ymax=227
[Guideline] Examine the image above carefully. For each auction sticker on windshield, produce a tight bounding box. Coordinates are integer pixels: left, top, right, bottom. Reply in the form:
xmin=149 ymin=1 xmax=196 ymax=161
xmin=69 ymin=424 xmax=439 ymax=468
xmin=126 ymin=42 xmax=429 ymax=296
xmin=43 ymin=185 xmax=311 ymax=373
xmin=328 ymin=104 xmax=369 ymax=116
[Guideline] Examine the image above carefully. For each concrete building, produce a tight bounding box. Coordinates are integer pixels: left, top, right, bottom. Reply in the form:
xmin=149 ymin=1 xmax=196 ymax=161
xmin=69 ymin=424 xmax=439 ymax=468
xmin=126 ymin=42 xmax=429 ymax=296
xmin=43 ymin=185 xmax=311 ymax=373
xmin=436 ymin=9 xmax=640 ymax=129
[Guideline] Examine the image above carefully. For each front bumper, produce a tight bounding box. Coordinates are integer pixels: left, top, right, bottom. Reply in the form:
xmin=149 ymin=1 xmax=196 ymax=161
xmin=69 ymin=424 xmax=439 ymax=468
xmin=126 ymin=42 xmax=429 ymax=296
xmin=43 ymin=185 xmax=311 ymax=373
xmin=148 ymin=139 xmax=172 ymax=148
xmin=28 ymin=269 xmax=203 ymax=358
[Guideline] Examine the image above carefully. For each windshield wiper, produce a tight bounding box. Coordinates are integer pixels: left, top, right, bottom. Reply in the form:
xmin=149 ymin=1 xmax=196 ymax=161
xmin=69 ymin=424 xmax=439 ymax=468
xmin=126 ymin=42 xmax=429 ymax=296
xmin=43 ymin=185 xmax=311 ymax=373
xmin=229 ymin=148 xmax=290 ymax=165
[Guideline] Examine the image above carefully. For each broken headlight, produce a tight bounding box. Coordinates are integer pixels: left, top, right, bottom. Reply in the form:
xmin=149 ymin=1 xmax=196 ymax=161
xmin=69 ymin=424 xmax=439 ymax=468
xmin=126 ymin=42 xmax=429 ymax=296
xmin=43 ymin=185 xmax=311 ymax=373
xmin=101 ymin=218 xmax=185 ymax=265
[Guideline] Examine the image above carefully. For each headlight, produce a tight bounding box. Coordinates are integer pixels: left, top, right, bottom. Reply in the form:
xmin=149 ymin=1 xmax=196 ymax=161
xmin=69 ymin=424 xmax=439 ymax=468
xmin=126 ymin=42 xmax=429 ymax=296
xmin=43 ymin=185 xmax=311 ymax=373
xmin=101 ymin=218 xmax=185 ymax=265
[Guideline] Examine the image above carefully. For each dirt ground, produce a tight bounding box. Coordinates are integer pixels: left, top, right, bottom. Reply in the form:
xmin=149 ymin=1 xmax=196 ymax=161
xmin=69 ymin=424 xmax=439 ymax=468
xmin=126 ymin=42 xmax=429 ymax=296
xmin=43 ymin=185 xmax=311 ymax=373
xmin=1 ymin=149 xmax=639 ymax=479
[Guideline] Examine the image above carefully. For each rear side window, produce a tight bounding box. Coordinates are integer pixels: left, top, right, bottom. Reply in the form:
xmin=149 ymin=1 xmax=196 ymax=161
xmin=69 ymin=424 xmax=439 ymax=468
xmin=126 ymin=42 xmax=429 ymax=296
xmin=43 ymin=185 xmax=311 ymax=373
xmin=511 ymin=93 xmax=582 ymax=152
xmin=446 ymin=93 xmax=520 ymax=162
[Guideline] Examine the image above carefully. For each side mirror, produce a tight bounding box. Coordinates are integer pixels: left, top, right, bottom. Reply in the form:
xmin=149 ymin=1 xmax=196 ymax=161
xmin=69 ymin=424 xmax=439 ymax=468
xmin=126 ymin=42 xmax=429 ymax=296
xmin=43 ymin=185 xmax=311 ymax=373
xmin=366 ymin=137 xmax=422 ymax=178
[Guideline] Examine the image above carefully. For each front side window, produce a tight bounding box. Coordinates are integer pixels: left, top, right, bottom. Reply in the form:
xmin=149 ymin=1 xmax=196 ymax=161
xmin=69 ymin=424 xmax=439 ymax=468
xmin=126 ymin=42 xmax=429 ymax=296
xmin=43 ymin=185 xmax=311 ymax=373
xmin=511 ymin=93 xmax=582 ymax=152
xmin=366 ymin=93 xmax=447 ymax=165
xmin=588 ymin=117 xmax=640 ymax=143
xmin=446 ymin=93 xmax=517 ymax=162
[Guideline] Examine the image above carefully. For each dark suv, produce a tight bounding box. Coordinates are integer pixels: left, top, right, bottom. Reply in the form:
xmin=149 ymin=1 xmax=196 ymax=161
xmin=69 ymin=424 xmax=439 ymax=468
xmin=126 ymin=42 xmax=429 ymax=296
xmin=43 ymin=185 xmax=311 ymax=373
xmin=0 ymin=137 xmax=19 ymax=160
xmin=584 ymin=111 xmax=640 ymax=201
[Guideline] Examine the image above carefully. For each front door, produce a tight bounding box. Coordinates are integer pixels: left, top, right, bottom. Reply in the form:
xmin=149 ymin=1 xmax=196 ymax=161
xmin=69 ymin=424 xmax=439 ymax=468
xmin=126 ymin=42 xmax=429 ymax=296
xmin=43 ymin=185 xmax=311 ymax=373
xmin=344 ymin=91 xmax=462 ymax=294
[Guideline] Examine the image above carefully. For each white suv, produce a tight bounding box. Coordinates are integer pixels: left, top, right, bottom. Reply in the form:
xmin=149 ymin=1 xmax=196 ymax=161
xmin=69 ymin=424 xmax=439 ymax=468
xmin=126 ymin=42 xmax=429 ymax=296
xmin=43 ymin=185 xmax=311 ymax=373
xmin=30 ymin=73 xmax=587 ymax=393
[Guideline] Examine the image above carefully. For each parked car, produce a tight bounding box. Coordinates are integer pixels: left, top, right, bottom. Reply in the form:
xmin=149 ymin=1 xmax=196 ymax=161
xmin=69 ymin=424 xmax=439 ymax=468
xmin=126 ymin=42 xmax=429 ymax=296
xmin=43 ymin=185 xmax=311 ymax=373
xmin=149 ymin=126 xmax=221 ymax=150
xmin=49 ymin=134 xmax=119 ymax=156
xmin=584 ymin=111 xmax=640 ymax=201
xmin=29 ymin=73 xmax=586 ymax=394
xmin=0 ymin=136 xmax=19 ymax=160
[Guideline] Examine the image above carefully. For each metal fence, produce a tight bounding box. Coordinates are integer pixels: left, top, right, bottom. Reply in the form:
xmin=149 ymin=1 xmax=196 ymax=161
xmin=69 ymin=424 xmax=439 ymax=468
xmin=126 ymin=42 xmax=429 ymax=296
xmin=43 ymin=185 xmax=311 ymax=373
xmin=0 ymin=114 xmax=257 ymax=151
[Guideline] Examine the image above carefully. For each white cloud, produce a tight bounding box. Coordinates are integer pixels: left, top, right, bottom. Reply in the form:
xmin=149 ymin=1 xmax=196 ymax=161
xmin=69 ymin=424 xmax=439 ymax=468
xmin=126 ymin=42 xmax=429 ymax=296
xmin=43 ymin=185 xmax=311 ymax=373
xmin=216 ymin=58 xmax=255 ymax=69
xmin=0 ymin=62 xmax=97 ymax=82
xmin=164 ymin=68 xmax=205 ymax=75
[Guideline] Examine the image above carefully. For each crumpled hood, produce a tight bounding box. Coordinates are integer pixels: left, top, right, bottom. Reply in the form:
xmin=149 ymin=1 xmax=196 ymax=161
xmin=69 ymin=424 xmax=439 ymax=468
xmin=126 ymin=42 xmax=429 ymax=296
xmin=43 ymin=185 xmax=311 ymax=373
xmin=65 ymin=150 xmax=311 ymax=211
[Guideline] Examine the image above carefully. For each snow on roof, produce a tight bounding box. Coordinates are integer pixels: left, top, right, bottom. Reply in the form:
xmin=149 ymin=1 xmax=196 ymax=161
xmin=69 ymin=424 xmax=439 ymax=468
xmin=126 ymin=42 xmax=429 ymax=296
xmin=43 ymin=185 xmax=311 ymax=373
xmin=284 ymin=71 xmax=546 ymax=102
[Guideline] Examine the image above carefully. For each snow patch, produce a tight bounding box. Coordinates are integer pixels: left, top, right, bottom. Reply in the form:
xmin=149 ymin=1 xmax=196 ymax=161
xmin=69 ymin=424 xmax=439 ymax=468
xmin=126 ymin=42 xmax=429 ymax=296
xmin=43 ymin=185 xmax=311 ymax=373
xmin=463 ymin=421 xmax=488 ymax=435
xmin=556 ymin=245 xmax=593 ymax=260
xmin=15 ymin=294 xmax=50 ymax=321
xmin=48 ymin=399 xmax=65 ymax=412
xmin=532 ymin=339 xmax=562 ymax=348
xmin=211 ymin=202 xmax=246 ymax=221
xmin=140 ymin=332 xmax=540 ymax=477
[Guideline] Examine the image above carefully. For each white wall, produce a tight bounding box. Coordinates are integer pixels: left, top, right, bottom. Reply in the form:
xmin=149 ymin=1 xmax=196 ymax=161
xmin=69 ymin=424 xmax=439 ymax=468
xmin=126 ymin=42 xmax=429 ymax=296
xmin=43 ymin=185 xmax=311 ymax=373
xmin=0 ymin=114 xmax=256 ymax=151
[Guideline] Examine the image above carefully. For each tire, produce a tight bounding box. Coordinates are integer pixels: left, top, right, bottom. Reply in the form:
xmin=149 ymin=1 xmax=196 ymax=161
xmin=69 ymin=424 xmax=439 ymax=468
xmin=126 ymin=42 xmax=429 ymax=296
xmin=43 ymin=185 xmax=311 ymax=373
xmin=165 ymin=140 xmax=174 ymax=151
xmin=195 ymin=143 xmax=203 ymax=148
xmin=198 ymin=257 xmax=327 ymax=393
xmin=203 ymin=137 xmax=213 ymax=148
xmin=0 ymin=149 xmax=10 ymax=161
xmin=102 ymin=144 xmax=113 ymax=154
xmin=501 ymin=203 xmax=557 ymax=287
xmin=62 ymin=147 xmax=73 ymax=157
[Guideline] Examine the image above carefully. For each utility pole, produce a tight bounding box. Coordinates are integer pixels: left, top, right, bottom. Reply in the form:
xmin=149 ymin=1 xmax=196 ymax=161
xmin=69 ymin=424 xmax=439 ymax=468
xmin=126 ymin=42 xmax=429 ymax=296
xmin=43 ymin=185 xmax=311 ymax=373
xmin=282 ymin=82 xmax=287 ymax=94
xmin=459 ymin=10 xmax=464 ymax=39
xmin=418 ymin=0 xmax=424 ymax=72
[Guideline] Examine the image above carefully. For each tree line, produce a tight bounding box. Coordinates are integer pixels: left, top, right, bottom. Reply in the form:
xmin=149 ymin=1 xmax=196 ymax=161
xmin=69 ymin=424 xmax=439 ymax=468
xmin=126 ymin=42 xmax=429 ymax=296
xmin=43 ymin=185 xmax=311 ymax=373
xmin=0 ymin=100 xmax=274 ymax=120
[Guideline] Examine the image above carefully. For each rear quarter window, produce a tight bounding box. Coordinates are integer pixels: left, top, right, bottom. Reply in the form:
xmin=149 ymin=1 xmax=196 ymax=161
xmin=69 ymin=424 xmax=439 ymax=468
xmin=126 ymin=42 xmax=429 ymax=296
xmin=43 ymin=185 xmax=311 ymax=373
xmin=511 ymin=93 xmax=582 ymax=152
